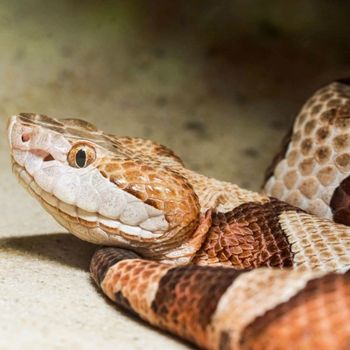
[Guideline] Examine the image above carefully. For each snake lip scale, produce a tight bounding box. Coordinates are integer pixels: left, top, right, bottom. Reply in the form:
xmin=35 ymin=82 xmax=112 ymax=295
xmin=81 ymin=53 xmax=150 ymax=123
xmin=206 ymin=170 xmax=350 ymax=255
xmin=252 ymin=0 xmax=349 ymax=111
xmin=7 ymin=80 xmax=350 ymax=349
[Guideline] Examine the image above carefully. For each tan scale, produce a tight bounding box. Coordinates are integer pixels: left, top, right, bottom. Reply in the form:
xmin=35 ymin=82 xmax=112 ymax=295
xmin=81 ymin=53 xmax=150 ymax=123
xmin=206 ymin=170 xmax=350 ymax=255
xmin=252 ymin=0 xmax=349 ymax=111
xmin=264 ymin=81 xmax=350 ymax=220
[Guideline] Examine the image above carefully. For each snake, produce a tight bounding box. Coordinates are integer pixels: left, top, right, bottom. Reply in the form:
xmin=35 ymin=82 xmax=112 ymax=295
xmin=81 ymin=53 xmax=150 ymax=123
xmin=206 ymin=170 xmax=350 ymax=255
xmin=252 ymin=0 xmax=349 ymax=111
xmin=6 ymin=79 xmax=350 ymax=350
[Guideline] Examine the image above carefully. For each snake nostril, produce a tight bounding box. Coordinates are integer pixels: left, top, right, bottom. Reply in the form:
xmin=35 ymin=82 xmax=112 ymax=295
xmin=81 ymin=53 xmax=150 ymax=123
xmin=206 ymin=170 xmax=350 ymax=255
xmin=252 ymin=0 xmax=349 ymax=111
xmin=21 ymin=133 xmax=30 ymax=143
xmin=43 ymin=154 xmax=54 ymax=162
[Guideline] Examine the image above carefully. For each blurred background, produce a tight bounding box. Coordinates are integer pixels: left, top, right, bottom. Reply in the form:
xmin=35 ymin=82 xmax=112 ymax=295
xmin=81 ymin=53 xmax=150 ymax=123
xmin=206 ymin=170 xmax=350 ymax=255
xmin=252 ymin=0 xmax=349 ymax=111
xmin=1 ymin=0 xmax=350 ymax=189
xmin=1 ymin=1 xmax=350 ymax=349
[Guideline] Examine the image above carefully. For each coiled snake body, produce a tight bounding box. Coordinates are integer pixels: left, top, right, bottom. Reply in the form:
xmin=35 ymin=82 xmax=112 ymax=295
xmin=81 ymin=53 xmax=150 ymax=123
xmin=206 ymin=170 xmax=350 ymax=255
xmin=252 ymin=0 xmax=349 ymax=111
xmin=7 ymin=80 xmax=350 ymax=349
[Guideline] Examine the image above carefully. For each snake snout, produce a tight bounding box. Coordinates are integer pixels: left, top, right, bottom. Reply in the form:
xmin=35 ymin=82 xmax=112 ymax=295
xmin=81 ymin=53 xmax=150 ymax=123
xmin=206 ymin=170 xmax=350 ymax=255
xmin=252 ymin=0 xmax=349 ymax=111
xmin=7 ymin=115 xmax=36 ymax=151
xmin=6 ymin=115 xmax=17 ymax=148
xmin=8 ymin=114 xmax=71 ymax=166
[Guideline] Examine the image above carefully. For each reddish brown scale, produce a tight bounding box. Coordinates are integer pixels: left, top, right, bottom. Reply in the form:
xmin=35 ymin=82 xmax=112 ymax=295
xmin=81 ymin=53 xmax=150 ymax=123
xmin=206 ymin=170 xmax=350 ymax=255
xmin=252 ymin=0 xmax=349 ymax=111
xmin=90 ymin=246 xmax=141 ymax=285
xmin=151 ymin=265 xmax=241 ymax=344
xmin=95 ymin=155 xmax=201 ymax=251
xmin=193 ymin=198 xmax=300 ymax=269
xmin=114 ymin=136 xmax=184 ymax=166
xmin=91 ymin=247 xmax=242 ymax=348
xmin=330 ymin=176 xmax=350 ymax=225
xmin=316 ymin=126 xmax=330 ymax=142
xmin=240 ymin=272 xmax=350 ymax=350
xmin=90 ymin=247 xmax=350 ymax=350
xmin=301 ymin=138 xmax=313 ymax=155
xmin=320 ymin=108 xmax=338 ymax=124
xmin=334 ymin=102 xmax=350 ymax=129
xmin=97 ymin=159 xmax=200 ymax=227
xmin=91 ymin=248 xmax=173 ymax=322
xmin=153 ymin=143 xmax=184 ymax=164
xmin=333 ymin=134 xmax=350 ymax=151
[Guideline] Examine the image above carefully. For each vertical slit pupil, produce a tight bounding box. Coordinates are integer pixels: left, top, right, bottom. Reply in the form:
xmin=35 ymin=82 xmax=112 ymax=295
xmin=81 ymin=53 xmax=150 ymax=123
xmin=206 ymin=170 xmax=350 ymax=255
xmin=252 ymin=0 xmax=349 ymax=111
xmin=76 ymin=149 xmax=87 ymax=167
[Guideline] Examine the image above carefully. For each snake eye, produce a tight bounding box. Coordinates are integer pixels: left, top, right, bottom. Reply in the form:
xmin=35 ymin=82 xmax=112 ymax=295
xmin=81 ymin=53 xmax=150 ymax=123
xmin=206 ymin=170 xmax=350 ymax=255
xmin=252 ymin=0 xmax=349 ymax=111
xmin=68 ymin=142 xmax=96 ymax=168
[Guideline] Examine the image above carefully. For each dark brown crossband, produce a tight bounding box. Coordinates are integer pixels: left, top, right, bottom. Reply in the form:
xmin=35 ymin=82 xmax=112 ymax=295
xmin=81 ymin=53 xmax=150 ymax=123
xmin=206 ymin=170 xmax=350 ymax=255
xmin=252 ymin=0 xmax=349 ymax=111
xmin=194 ymin=198 xmax=301 ymax=269
xmin=90 ymin=246 xmax=140 ymax=285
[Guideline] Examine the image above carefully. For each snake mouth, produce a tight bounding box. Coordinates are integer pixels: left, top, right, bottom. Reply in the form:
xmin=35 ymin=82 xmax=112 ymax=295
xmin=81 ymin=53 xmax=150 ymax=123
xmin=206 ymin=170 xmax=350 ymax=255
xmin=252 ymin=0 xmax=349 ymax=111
xmin=10 ymin=144 xmax=169 ymax=244
xmin=12 ymin=159 xmax=164 ymax=244
xmin=25 ymin=149 xmax=55 ymax=162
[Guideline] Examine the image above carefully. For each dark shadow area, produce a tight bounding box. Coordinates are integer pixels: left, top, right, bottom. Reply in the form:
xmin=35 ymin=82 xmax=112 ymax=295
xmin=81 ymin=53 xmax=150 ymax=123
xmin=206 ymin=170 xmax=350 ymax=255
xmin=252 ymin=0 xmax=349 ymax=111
xmin=0 ymin=233 xmax=96 ymax=271
xmin=65 ymin=0 xmax=350 ymax=120
xmin=1 ymin=231 xmax=195 ymax=347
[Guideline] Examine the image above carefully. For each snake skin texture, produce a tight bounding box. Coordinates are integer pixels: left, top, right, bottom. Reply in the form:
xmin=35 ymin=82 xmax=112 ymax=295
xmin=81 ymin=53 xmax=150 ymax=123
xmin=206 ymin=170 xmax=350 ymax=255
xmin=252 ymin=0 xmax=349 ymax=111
xmin=264 ymin=80 xmax=350 ymax=223
xmin=91 ymin=247 xmax=350 ymax=350
xmin=7 ymin=80 xmax=350 ymax=350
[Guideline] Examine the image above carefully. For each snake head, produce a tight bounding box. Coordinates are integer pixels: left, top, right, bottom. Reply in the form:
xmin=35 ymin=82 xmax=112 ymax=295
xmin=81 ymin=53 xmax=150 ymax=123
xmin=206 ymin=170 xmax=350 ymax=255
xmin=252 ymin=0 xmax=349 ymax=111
xmin=7 ymin=113 xmax=200 ymax=259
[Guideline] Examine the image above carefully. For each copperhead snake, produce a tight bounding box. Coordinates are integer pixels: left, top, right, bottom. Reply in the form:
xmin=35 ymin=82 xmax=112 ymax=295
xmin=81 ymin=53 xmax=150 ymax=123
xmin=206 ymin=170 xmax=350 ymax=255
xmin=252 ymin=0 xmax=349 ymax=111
xmin=7 ymin=80 xmax=350 ymax=349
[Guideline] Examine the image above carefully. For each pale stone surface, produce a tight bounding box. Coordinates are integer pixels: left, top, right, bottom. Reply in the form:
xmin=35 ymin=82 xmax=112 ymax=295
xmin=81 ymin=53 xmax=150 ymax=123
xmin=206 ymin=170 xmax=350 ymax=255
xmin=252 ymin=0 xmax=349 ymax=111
xmin=1 ymin=1 xmax=350 ymax=349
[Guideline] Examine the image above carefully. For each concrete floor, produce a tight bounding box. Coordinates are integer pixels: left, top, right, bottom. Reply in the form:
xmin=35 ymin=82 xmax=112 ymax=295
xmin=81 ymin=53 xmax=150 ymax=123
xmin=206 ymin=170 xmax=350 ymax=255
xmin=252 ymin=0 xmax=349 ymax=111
xmin=1 ymin=1 xmax=350 ymax=349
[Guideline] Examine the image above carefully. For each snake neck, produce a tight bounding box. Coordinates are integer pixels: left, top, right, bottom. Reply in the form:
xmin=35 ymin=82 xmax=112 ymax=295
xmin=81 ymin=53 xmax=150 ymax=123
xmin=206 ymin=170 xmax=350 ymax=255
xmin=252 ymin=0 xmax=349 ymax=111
xmin=156 ymin=168 xmax=271 ymax=266
xmin=163 ymin=168 xmax=350 ymax=272
xmin=156 ymin=209 xmax=212 ymax=265
xmin=175 ymin=168 xmax=268 ymax=213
